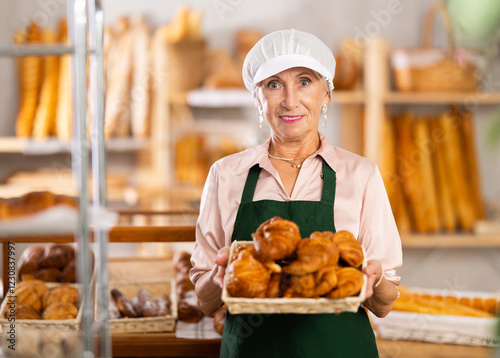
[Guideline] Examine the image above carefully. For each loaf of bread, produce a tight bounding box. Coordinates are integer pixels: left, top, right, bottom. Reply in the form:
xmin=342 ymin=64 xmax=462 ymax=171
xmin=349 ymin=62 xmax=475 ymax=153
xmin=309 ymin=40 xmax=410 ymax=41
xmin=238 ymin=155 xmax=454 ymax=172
xmin=177 ymin=299 xmax=204 ymax=323
xmin=132 ymin=288 xmax=159 ymax=317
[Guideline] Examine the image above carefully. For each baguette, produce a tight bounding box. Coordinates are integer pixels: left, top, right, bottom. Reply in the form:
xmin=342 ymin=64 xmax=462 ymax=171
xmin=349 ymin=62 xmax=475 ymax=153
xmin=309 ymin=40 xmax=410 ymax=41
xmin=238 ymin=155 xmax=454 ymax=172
xmin=104 ymin=17 xmax=132 ymax=137
xmin=459 ymin=109 xmax=485 ymax=220
xmin=428 ymin=117 xmax=457 ymax=231
xmin=32 ymin=28 xmax=61 ymax=139
xmin=412 ymin=118 xmax=440 ymax=232
xmin=55 ymin=19 xmax=72 ymax=140
xmin=14 ymin=23 xmax=43 ymax=137
xmin=130 ymin=15 xmax=151 ymax=138
xmin=439 ymin=112 xmax=476 ymax=231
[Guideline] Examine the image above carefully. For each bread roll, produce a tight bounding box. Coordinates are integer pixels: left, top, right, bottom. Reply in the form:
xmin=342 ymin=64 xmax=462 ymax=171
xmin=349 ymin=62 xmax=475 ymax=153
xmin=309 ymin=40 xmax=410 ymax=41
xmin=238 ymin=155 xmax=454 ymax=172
xmin=111 ymin=288 xmax=137 ymax=318
xmin=42 ymin=302 xmax=78 ymax=320
xmin=177 ymin=300 xmax=204 ymax=323
xmin=213 ymin=305 xmax=227 ymax=335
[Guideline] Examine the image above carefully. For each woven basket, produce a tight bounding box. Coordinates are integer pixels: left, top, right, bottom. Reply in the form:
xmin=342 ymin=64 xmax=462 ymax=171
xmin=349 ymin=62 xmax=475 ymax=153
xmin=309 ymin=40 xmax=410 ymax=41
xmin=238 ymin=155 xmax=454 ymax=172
xmin=0 ymin=282 xmax=83 ymax=331
xmin=106 ymin=279 xmax=177 ymax=333
xmin=222 ymin=241 xmax=367 ymax=315
xmin=167 ymin=39 xmax=206 ymax=92
xmin=391 ymin=2 xmax=479 ymax=92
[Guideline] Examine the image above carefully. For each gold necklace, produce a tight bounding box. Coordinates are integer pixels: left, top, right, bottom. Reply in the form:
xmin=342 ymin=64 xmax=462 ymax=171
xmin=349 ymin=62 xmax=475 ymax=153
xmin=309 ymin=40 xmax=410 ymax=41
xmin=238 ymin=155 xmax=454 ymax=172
xmin=267 ymin=146 xmax=320 ymax=169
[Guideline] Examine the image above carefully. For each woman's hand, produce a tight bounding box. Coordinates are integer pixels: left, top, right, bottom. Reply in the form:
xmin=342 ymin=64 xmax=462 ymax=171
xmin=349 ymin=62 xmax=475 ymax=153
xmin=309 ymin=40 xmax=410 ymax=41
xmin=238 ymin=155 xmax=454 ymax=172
xmin=363 ymin=259 xmax=383 ymax=300
xmin=362 ymin=259 xmax=399 ymax=318
xmin=213 ymin=246 xmax=230 ymax=288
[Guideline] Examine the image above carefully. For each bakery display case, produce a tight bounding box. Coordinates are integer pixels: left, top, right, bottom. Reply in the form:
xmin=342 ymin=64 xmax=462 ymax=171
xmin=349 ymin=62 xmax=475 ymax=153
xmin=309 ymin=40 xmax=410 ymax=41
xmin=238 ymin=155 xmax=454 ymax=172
xmin=1 ymin=1 xmax=499 ymax=357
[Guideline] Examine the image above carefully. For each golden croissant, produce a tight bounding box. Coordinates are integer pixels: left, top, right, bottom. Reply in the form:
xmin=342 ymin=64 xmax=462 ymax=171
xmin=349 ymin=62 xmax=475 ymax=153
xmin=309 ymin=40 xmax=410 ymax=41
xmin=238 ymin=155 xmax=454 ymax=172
xmin=282 ymin=232 xmax=339 ymax=275
xmin=251 ymin=217 xmax=301 ymax=261
xmin=225 ymin=248 xmax=271 ymax=298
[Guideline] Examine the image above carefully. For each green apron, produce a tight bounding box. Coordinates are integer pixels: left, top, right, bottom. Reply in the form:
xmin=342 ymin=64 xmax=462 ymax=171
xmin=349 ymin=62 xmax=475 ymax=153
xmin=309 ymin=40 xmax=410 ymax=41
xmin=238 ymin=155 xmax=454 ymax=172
xmin=220 ymin=161 xmax=378 ymax=358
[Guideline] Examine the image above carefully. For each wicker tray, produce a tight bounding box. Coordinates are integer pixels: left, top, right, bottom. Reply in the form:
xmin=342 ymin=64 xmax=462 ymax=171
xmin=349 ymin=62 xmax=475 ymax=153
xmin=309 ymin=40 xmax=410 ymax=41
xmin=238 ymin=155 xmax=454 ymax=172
xmin=222 ymin=241 xmax=367 ymax=314
xmin=106 ymin=279 xmax=177 ymax=333
xmin=0 ymin=282 xmax=82 ymax=331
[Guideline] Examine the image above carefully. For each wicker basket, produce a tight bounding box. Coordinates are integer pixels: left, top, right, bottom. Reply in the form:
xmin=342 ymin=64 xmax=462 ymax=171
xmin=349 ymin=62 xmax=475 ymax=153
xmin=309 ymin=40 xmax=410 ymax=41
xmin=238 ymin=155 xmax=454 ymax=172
xmin=391 ymin=2 xmax=480 ymax=92
xmin=106 ymin=279 xmax=177 ymax=333
xmin=222 ymin=241 xmax=367 ymax=315
xmin=167 ymin=39 xmax=206 ymax=92
xmin=0 ymin=282 xmax=83 ymax=331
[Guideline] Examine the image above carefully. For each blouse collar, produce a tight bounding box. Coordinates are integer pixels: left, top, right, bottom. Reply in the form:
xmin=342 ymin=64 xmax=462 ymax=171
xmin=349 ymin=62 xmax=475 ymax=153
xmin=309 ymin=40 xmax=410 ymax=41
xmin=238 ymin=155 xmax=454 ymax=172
xmin=235 ymin=132 xmax=338 ymax=175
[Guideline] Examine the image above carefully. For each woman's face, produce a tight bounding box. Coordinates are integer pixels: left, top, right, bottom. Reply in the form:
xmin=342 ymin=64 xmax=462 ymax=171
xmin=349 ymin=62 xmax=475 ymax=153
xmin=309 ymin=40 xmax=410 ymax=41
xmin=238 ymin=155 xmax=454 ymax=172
xmin=256 ymin=67 xmax=330 ymax=144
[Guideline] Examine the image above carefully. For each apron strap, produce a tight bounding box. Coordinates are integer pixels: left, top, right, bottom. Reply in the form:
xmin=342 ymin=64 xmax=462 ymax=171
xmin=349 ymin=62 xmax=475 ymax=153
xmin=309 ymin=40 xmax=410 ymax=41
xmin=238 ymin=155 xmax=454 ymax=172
xmin=321 ymin=160 xmax=336 ymax=204
xmin=241 ymin=164 xmax=261 ymax=203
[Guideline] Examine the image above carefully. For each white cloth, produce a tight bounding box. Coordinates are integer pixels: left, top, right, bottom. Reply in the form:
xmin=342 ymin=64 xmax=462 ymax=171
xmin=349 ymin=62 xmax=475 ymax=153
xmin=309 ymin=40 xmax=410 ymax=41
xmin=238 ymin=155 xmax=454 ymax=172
xmin=242 ymin=29 xmax=336 ymax=92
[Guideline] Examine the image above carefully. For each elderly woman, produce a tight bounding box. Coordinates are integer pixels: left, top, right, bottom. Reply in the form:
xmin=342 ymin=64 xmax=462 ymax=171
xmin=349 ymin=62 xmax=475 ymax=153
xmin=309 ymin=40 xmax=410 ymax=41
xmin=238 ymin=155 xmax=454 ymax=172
xmin=190 ymin=29 xmax=402 ymax=357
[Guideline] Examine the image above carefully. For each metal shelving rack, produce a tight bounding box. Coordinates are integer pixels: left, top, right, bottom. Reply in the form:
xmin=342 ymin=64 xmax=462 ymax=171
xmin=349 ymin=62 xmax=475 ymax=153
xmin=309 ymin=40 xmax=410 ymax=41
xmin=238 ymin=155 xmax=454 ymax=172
xmin=0 ymin=0 xmax=109 ymax=356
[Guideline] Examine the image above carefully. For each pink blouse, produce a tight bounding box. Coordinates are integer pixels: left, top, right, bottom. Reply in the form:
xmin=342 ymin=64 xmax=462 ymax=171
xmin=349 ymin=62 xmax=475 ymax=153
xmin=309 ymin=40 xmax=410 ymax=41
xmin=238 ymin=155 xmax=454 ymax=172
xmin=190 ymin=133 xmax=402 ymax=313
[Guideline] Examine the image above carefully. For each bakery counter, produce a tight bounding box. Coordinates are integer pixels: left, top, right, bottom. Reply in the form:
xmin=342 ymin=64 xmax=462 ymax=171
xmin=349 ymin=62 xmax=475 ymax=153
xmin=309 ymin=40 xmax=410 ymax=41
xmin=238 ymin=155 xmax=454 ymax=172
xmin=109 ymin=335 xmax=495 ymax=357
xmin=111 ymin=333 xmax=221 ymax=357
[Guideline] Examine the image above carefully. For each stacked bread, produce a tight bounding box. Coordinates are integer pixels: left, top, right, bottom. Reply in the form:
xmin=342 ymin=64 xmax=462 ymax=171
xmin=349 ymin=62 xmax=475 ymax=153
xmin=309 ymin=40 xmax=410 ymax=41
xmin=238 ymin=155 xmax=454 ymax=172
xmin=108 ymin=287 xmax=171 ymax=319
xmin=393 ymin=286 xmax=499 ymax=318
xmin=0 ymin=191 xmax=77 ymax=220
xmin=379 ymin=108 xmax=485 ymax=233
xmin=5 ymin=280 xmax=79 ymax=320
xmin=225 ymin=217 xmax=365 ymax=300
xmin=172 ymin=251 xmax=204 ymax=323
xmin=18 ymin=244 xmax=80 ymax=283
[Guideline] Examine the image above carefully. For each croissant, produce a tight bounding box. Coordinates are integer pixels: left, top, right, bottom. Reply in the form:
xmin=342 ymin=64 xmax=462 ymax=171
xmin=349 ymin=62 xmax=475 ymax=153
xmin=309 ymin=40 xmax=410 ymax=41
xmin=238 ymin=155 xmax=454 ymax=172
xmin=282 ymin=232 xmax=339 ymax=275
xmin=326 ymin=267 xmax=364 ymax=299
xmin=251 ymin=216 xmax=301 ymax=261
xmin=225 ymin=248 xmax=270 ymax=298
xmin=42 ymin=302 xmax=78 ymax=320
xmin=314 ymin=265 xmax=338 ymax=297
xmin=8 ymin=304 xmax=39 ymax=320
xmin=282 ymin=273 xmax=317 ymax=298
xmin=329 ymin=231 xmax=364 ymax=267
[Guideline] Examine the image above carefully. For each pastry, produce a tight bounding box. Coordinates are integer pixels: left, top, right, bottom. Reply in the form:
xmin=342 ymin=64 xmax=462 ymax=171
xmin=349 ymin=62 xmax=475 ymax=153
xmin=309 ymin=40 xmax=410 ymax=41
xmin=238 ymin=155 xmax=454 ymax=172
xmin=42 ymin=285 xmax=79 ymax=310
xmin=282 ymin=232 xmax=339 ymax=275
xmin=109 ymin=297 xmax=122 ymax=319
xmin=177 ymin=300 xmax=204 ymax=323
xmin=111 ymin=288 xmax=137 ymax=318
xmin=38 ymin=244 xmax=74 ymax=269
xmin=282 ymin=273 xmax=317 ymax=298
xmin=329 ymin=231 xmax=364 ymax=268
xmin=42 ymin=302 xmax=78 ymax=320
xmin=18 ymin=245 xmax=45 ymax=278
xmin=34 ymin=267 xmax=62 ymax=282
xmin=7 ymin=304 xmax=39 ymax=320
xmin=225 ymin=248 xmax=270 ymax=298
xmin=213 ymin=305 xmax=227 ymax=335
xmin=251 ymin=216 xmax=301 ymax=261
xmin=326 ymin=267 xmax=364 ymax=299
xmin=15 ymin=284 xmax=43 ymax=312
xmin=132 ymin=288 xmax=159 ymax=317
xmin=176 ymin=273 xmax=195 ymax=298
xmin=314 ymin=265 xmax=338 ymax=297
xmin=59 ymin=259 xmax=76 ymax=283
xmin=155 ymin=294 xmax=172 ymax=316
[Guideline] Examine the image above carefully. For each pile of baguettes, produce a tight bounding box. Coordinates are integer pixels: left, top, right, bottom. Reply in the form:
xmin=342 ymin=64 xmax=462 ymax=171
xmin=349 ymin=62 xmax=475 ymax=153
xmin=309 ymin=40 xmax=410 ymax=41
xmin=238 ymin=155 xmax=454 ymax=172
xmin=12 ymin=7 xmax=205 ymax=140
xmin=379 ymin=108 xmax=484 ymax=234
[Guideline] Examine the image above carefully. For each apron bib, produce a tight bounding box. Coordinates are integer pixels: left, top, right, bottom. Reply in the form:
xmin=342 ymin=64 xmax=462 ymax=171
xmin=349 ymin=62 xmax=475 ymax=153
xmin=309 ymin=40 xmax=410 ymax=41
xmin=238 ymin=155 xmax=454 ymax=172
xmin=220 ymin=161 xmax=378 ymax=358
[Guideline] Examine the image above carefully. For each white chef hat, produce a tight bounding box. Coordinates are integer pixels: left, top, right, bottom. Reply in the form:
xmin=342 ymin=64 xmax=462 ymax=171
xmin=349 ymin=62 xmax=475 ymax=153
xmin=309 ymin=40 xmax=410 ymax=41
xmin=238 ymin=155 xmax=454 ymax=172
xmin=242 ymin=29 xmax=336 ymax=93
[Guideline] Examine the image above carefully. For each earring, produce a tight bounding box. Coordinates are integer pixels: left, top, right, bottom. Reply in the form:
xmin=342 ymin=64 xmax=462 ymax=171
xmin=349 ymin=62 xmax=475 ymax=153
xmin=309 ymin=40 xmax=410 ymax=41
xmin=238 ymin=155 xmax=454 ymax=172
xmin=322 ymin=104 xmax=327 ymax=128
xmin=258 ymin=106 xmax=264 ymax=129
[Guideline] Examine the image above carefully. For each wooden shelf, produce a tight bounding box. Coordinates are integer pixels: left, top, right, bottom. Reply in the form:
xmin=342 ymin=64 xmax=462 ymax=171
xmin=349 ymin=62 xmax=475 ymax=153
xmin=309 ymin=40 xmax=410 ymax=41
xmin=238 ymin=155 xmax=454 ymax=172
xmin=384 ymin=91 xmax=500 ymax=104
xmin=332 ymin=90 xmax=366 ymax=104
xmin=0 ymin=137 xmax=150 ymax=154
